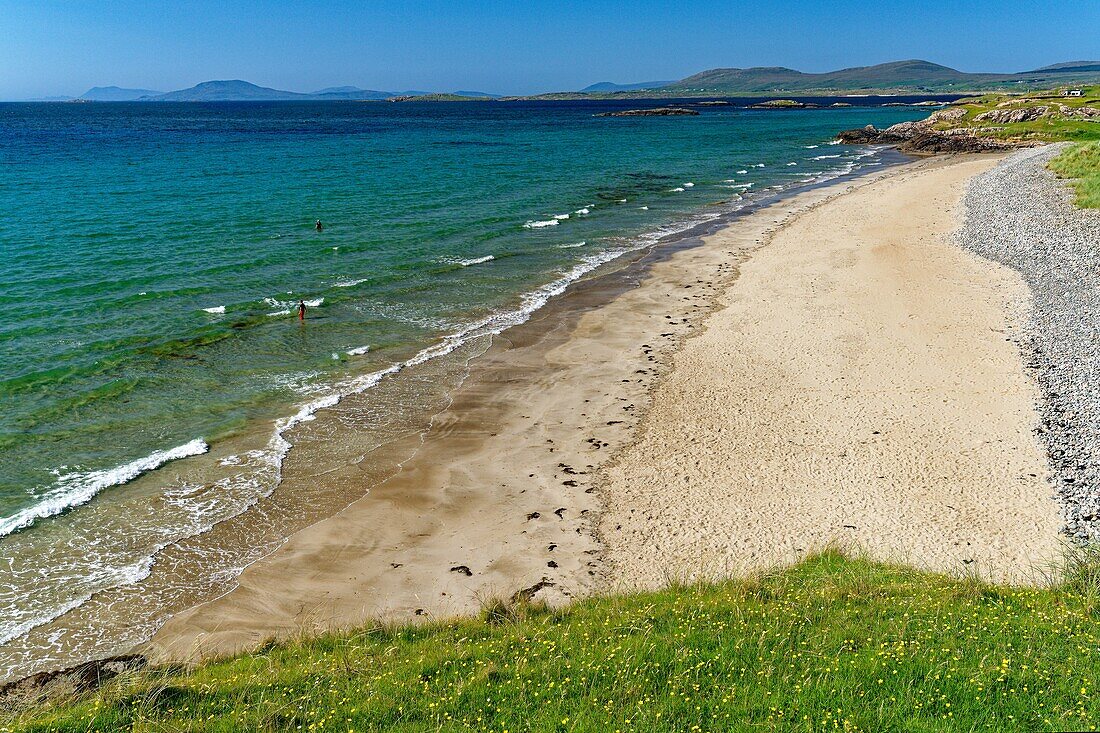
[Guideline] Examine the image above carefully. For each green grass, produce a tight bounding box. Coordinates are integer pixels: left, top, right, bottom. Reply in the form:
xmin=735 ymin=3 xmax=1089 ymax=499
xmin=932 ymin=86 xmax=1100 ymax=143
xmin=1049 ymin=141 xmax=1100 ymax=208
xmin=8 ymin=551 xmax=1100 ymax=732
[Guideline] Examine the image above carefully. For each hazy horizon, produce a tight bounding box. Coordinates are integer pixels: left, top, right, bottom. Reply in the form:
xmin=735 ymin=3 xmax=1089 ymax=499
xmin=2 ymin=0 xmax=1099 ymax=100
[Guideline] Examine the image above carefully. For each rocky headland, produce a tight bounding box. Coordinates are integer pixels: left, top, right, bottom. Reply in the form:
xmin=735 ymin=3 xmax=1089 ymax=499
xmin=837 ymin=107 xmax=1026 ymax=153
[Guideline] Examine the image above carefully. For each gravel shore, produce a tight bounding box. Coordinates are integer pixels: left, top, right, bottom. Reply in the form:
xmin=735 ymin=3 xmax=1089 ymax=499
xmin=959 ymin=145 xmax=1100 ymax=542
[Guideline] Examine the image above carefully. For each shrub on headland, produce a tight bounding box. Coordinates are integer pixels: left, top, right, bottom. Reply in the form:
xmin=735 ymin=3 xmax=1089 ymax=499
xmin=6 ymin=550 xmax=1100 ymax=732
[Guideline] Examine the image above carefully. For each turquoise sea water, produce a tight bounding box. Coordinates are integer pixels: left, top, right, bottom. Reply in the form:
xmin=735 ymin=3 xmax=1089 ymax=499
xmin=0 ymin=98 xmax=935 ymax=678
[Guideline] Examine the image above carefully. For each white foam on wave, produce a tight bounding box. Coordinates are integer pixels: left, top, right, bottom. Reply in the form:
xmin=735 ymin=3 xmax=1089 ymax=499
xmin=786 ymin=162 xmax=798 ymax=166
xmin=639 ymin=206 xmax=649 ymax=210
xmin=202 ymin=306 xmax=226 ymax=314
xmin=441 ymin=255 xmax=495 ymax=267
xmin=0 ymin=439 xmax=209 ymax=538
xmin=334 ymin=278 xmax=368 ymax=288
xmin=813 ymin=154 xmax=842 ymax=160
xmin=752 ymin=163 xmax=765 ymax=168
xmin=736 ymin=169 xmax=748 ymax=174
xmin=557 ymin=241 xmax=587 ymax=249
xmin=574 ymin=207 xmax=590 ymax=215
xmin=553 ymin=213 xmax=571 ymax=220
xmin=264 ymin=296 xmax=323 ymax=316
xmin=805 ymin=144 xmax=820 ymax=149
xmin=524 ymin=219 xmax=559 ymax=229
xmin=683 ymin=182 xmax=694 ymax=187
xmin=346 ymin=345 xmax=371 ymax=356
xmin=0 ymin=554 xmax=157 ymax=646
xmin=670 ymin=187 xmax=685 ymax=192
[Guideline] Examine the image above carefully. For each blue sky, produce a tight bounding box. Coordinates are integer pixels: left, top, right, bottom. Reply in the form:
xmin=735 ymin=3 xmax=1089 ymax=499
xmin=1 ymin=0 xmax=1098 ymax=99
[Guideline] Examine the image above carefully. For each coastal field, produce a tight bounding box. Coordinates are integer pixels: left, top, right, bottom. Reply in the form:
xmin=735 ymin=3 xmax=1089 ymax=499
xmin=8 ymin=551 xmax=1100 ymax=732
xmin=935 ymin=86 xmax=1100 ymax=142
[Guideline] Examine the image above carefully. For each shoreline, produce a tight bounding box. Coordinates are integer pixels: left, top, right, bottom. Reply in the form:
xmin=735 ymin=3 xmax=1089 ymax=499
xmin=146 ymin=153 xmax=962 ymax=663
xmin=4 ymin=148 xmax=1068 ymax=686
xmin=0 ymin=143 xmax=910 ymax=685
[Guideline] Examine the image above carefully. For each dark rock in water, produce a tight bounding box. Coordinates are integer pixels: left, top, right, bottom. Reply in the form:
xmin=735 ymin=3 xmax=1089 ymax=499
xmin=0 ymin=654 xmax=146 ymax=708
xmin=596 ymin=107 xmax=700 ymax=117
xmin=837 ymin=124 xmax=886 ymax=144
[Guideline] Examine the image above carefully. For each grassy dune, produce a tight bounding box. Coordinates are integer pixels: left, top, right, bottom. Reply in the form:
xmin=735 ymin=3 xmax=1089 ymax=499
xmin=1049 ymin=142 xmax=1100 ymax=208
xmin=7 ymin=551 xmax=1100 ymax=732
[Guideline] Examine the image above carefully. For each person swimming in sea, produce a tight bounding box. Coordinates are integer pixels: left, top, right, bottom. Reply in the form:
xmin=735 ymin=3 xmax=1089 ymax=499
xmin=315 ymin=219 xmax=324 ymax=232
xmin=297 ymin=300 xmax=306 ymax=321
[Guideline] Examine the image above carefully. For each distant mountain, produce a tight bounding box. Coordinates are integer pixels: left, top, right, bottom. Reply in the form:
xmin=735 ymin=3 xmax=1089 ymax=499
xmin=80 ymin=86 xmax=162 ymax=101
xmin=147 ymin=80 xmax=313 ymax=101
xmin=140 ymin=80 xmax=470 ymax=102
xmin=580 ymin=81 xmax=675 ymax=92
xmin=659 ymin=59 xmax=1100 ymax=95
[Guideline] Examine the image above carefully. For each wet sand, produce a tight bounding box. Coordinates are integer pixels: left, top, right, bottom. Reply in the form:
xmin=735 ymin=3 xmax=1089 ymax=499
xmin=149 ymin=153 xmax=1061 ymax=663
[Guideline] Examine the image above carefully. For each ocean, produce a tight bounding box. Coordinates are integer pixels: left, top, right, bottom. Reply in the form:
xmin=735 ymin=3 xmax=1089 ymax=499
xmin=0 ymin=97 xmax=937 ymax=680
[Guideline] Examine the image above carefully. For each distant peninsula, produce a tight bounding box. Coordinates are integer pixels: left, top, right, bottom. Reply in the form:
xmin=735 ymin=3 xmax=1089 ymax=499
xmin=45 ymin=80 xmax=502 ymax=103
xmin=29 ymin=59 xmax=1100 ymax=103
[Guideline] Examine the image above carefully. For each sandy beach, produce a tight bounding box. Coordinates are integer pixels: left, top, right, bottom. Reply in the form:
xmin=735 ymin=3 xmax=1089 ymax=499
xmin=148 ymin=153 xmax=1063 ymax=663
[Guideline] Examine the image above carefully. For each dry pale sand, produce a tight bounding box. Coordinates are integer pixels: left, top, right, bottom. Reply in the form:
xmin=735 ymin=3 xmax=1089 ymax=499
xmin=601 ymin=154 xmax=1063 ymax=587
xmin=148 ymin=154 xmax=1061 ymax=665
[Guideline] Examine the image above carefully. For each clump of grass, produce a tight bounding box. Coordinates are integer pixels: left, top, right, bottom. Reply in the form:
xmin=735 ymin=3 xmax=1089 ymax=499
xmin=6 ymin=551 xmax=1100 ymax=731
xmin=1049 ymin=142 xmax=1100 ymax=208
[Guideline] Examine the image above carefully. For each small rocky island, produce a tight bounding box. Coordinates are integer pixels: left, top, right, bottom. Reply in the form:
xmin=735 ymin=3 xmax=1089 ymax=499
xmin=748 ymin=99 xmax=820 ymax=109
xmin=596 ymin=107 xmax=700 ymax=117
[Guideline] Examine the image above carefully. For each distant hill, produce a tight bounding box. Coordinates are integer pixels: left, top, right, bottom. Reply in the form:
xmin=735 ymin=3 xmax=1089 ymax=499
xmin=580 ymin=80 xmax=675 ymax=92
xmin=134 ymin=80 xmax=496 ymax=102
xmin=311 ymin=86 xmax=365 ymax=94
xmin=452 ymin=90 xmax=500 ymax=98
xmin=147 ymin=80 xmax=313 ymax=101
xmin=1030 ymin=61 xmax=1100 ymax=73
xmin=310 ymin=86 xmax=393 ymax=100
xmin=661 ymin=59 xmax=1100 ymax=95
xmin=80 ymin=86 xmax=162 ymax=101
